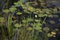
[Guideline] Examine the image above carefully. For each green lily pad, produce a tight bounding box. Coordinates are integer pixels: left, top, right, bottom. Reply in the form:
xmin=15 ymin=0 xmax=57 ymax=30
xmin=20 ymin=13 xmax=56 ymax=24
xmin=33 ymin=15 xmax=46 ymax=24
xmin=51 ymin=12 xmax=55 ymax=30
xmin=35 ymin=19 xmax=40 ymax=22
xmin=49 ymin=20 xmax=55 ymax=24
xmin=3 ymin=9 xmax=10 ymax=13
xmin=26 ymin=27 xmax=32 ymax=31
xmin=22 ymin=20 xmax=27 ymax=23
xmin=35 ymin=26 xmax=42 ymax=31
xmin=9 ymin=6 xmax=16 ymax=12
xmin=27 ymin=18 xmax=33 ymax=22
xmin=38 ymin=14 xmax=44 ymax=17
xmin=14 ymin=23 xmax=22 ymax=28
xmin=0 ymin=17 xmax=4 ymax=23
xmin=16 ymin=12 xmax=22 ymax=15
xmin=47 ymin=33 xmax=52 ymax=37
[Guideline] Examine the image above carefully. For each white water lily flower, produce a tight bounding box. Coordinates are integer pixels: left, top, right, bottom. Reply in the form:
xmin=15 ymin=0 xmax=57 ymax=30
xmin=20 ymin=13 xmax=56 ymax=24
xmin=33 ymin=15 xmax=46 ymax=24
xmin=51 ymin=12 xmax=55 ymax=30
xmin=35 ymin=15 xmax=38 ymax=17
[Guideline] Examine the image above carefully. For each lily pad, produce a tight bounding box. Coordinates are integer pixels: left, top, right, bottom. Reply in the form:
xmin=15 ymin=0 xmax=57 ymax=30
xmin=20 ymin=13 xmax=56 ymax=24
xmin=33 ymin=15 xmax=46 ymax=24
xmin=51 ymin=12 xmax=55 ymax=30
xmin=16 ymin=12 xmax=22 ymax=15
xmin=14 ymin=23 xmax=22 ymax=28
xmin=3 ymin=9 xmax=10 ymax=13
xmin=9 ymin=6 xmax=16 ymax=12
xmin=26 ymin=27 xmax=32 ymax=31
xmin=0 ymin=17 xmax=5 ymax=23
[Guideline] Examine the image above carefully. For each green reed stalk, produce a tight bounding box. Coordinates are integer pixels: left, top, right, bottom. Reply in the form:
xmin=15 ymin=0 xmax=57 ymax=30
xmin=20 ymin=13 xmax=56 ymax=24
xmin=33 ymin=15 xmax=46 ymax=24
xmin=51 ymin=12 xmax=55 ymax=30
xmin=7 ymin=14 xmax=13 ymax=39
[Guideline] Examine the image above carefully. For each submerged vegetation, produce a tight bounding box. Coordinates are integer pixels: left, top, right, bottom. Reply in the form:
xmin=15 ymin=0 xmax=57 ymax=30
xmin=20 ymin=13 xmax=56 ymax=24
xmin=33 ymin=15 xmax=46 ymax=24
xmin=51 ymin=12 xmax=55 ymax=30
xmin=0 ymin=0 xmax=60 ymax=40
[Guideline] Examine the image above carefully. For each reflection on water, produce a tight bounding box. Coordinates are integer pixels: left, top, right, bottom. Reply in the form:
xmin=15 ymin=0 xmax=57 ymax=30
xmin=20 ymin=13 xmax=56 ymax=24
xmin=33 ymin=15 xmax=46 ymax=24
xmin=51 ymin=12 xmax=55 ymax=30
xmin=47 ymin=0 xmax=60 ymax=7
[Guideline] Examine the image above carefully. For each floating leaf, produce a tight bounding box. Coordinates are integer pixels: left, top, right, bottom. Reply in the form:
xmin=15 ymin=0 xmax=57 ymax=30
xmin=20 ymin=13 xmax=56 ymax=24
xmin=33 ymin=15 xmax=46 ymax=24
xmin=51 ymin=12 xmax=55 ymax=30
xmin=50 ymin=32 xmax=56 ymax=37
xmin=22 ymin=20 xmax=27 ymax=23
xmin=16 ymin=12 xmax=22 ymax=15
xmin=44 ymin=14 xmax=48 ymax=17
xmin=48 ymin=15 xmax=53 ymax=18
xmin=14 ymin=2 xmax=20 ymax=7
xmin=35 ymin=26 xmax=42 ymax=31
xmin=58 ymin=7 xmax=60 ymax=10
xmin=49 ymin=20 xmax=55 ymax=24
xmin=14 ymin=23 xmax=22 ymax=28
xmin=26 ymin=27 xmax=32 ymax=31
xmin=38 ymin=14 xmax=44 ymax=17
xmin=9 ymin=6 xmax=16 ymax=12
xmin=53 ymin=8 xmax=57 ymax=14
xmin=51 ymin=32 xmax=56 ymax=35
xmin=44 ymin=9 xmax=51 ymax=14
xmin=35 ymin=26 xmax=42 ymax=32
xmin=47 ymin=33 xmax=52 ymax=37
xmin=0 ymin=17 xmax=4 ymax=23
xmin=43 ymin=27 xmax=49 ymax=32
xmin=27 ymin=18 xmax=33 ymax=22
xmin=3 ymin=9 xmax=10 ymax=13
xmin=31 ymin=23 xmax=36 ymax=27
xmin=35 ymin=19 xmax=40 ymax=22
xmin=26 ymin=5 xmax=35 ymax=12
